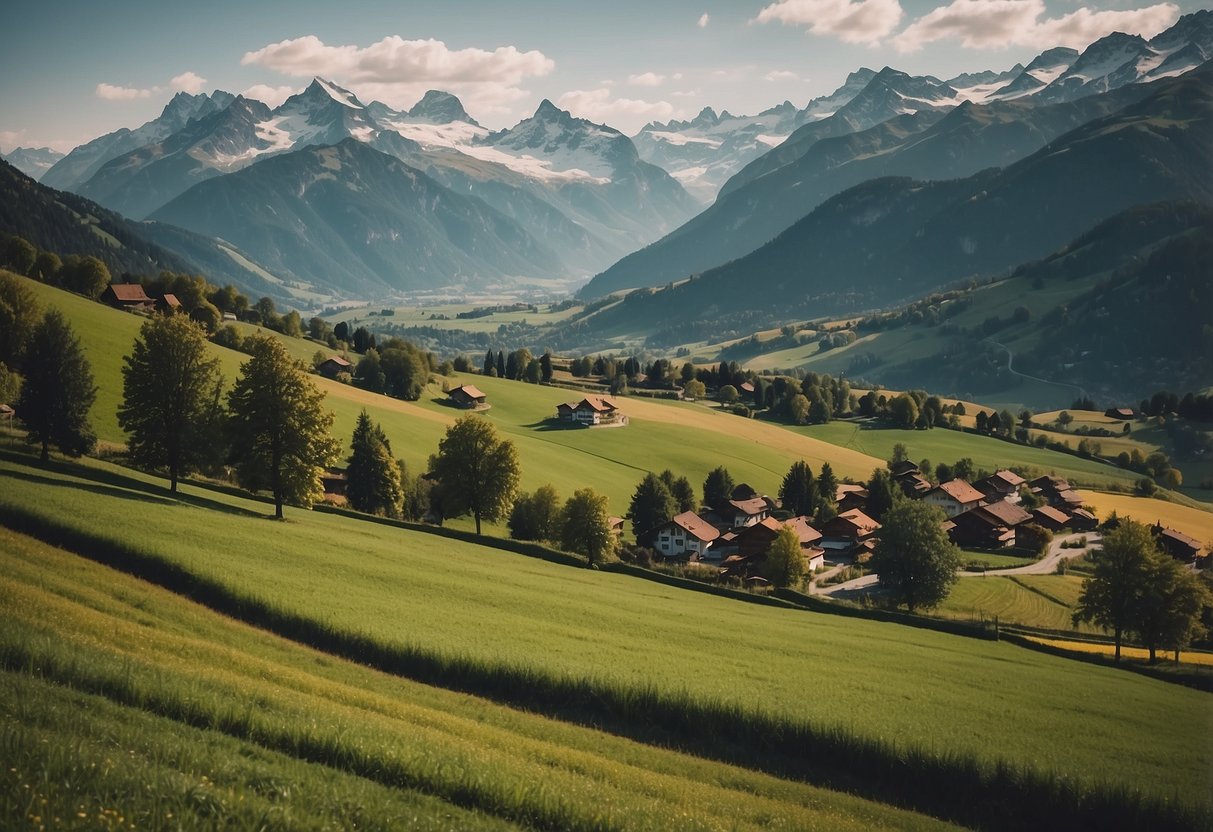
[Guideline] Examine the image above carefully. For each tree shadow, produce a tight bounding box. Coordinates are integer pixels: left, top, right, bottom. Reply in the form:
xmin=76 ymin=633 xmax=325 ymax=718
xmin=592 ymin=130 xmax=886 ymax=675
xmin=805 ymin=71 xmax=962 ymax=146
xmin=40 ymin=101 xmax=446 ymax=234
xmin=523 ymin=418 xmax=584 ymax=432
xmin=0 ymin=467 xmax=179 ymax=508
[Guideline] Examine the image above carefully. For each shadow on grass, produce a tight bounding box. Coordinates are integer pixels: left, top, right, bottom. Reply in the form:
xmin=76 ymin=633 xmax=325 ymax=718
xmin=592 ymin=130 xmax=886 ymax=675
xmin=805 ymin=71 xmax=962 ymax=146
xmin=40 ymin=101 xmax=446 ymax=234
xmin=0 ymin=449 xmax=269 ymax=520
xmin=523 ymin=419 xmax=584 ymax=432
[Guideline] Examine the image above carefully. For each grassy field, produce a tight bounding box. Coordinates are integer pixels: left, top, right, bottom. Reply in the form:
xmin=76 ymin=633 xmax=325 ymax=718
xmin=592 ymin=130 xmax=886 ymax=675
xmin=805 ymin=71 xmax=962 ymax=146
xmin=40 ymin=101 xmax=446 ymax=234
xmin=958 ymin=549 xmax=1037 ymax=569
xmin=1 ymin=452 xmax=1210 ymax=814
xmin=791 ymin=420 xmax=1140 ymax=489
xmin=932 ymin=575 xmax=1096 ymax=634
xmin=1078 ymin=490 xmax=1213 ymax=544
xmin=0 ymin=526 xmax=961 ymax=832
xmin=14 ymin=275 xmax=892 ymax=525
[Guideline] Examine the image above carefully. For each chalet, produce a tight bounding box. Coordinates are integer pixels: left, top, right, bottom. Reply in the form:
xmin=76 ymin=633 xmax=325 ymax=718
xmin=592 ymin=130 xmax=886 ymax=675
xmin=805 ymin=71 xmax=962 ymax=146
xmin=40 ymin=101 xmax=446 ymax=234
xmin=316 ymin=355 xmax=353 ymax=379
xmin=718 ymin=516 xmax=825 ymax=575
xmin=101 ymin=283 xmax=155 ymax=312
xmin=923 ymin=479 xmax=985 ymax=518
xmin=836 ymin=483 xmax=869 ymax=513
xmin=1028 ymin=475 xmax=1082 ymax=508
xmin=739 ymin=381 xmax=756 ymax=395
xmin=820 ymin=508 xmax=881 ymax=555
xmin=889 ymin=461 xmax=920 ymax=478
xmin=1151 ymin=525 xmax=1206 ymax=564
xmin=321 ymin=468 xmax=348 ymax=498
xmin=1031 ymin=505 xmax=1070 ymax=532
xmin=448 ymin=384 xmax=487 ymax=409
xmin=975 ymin=470 xmax=1026 ymax=503
xmin=557 ymin=396 xmax=624 ymax=426
xmin=1104 ymin=407 xmax=1137 ymax=420
xmin=607 ymin=516 xmax=625 ymax=535
xmin=653 ymin=511 xmax=720 ymax=559
xmin=889 ymin=461 xmax=931 ymax=497
xmin=1068 ymin=508 xmax=1098 ymax=531
xmin=948 ymin=500 xmax=1033 ymax=549
xmin=154 ymin=292 xmax=183 ymax=314
xmin=715 ymin=496 xmax=771 ymax=528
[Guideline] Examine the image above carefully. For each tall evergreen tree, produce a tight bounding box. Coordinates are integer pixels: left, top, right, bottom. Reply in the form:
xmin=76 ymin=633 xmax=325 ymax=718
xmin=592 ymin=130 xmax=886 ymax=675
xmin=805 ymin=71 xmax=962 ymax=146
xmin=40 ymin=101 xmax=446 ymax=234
xmin=817 ymin=463 xmax=839 ymax=514
xmin=629 ymin=472 xmax=676 ymax=546
xmin=119 ymin=314 xmax=223 ymax=493
xmin=428 ymin=415 xmax=520 ymax=534
xmin=496 ymin=350 xmax=506 ymax=378
xmin=864 ymin=468 xmax=897 ymax=521
xmin=539 ymin=352 xmax=553 ymax=382
xmin=779 ymin=460 xmax=817 ymax=517
xmin=227 ymin=336 xmax=340 ymax=519
xmin=16 ymin=310 xmax=96 ymax=461
xmin=483 ymin=349 xmax=495 ymax=376
xmin=346 ymin=410 xmax=404 ymax=517
xmin=659 ymin=469 xmax=697 ymax=513
xmin=702 ymin=466 xmax=735 ymax=509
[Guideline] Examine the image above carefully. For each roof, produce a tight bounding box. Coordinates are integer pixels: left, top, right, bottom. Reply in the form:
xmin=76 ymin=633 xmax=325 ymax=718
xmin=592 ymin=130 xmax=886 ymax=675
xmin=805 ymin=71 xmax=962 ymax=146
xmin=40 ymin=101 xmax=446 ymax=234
xmin=1030 ymin=475 xmax=1071 ymax=491
xmin=989 ymin=470 xmax=1025 ymax=488
xmin=0 ymin=404 xmax=13 ymax=416
xmin=668 ymin=511 xmax=720 ymax=542
xmin=785 ymin=516 xmax=824 ymax=546
xmin=158 ymin=293 xmax=182 ymax=308
xmin=836 ymin=483 xmax=868 ymax=501
xmin=890 ymin=461 xmax=920 ymax=477
xmin=831 ymin=508 xmax=880 ymax=535
xmin=106 ymin=283 xmax=152 ymax=302
xmin=977 ymin=500 xmax=1032 ymax=526
xmin=564 ymin=396 xmax=618 ymax=413
xmin=1155 ymin=526 xmax=1202 ymax=552
xmin=1071 ymin=508 xmax=1097 ymax=521
xmin=1033 ymin=506 xmax=1070 ymax=525
xmin=929 ymin=479 xmax=985 ymax=505
xmin=450 ymin=383 xmax=486 ymax=399
xmin=739 ymin=382 xmax=755 ymax=393
xmin=727 ymin=497 xmax=769 ymax=516
xmin=1056 ymin=489 xmax=1084 ymax=505
xmin=322 ymin=355 xmax=352 ymax=367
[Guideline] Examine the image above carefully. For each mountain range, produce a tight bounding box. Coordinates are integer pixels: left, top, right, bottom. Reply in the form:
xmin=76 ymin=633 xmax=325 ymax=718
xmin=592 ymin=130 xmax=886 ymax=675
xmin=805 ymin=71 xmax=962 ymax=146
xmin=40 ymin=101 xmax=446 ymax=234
xmin=563 ymin=67 xmax=1212 ymax=340
xmin=581 ymin=10 xmax=1213 ymax=300
xmin=1 ymin=147 xmax=64 ymax=181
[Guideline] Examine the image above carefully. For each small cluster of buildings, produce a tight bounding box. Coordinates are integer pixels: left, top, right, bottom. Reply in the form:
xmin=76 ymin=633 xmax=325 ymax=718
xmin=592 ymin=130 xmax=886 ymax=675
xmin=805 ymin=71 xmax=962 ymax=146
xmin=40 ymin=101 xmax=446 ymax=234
xmin=649 ymin=482 xmax=883 ymax=583
xmin=100 ymin=283 xmax=182 ymax=315
xmin=556 ymin=395 xmax=627 ymax=426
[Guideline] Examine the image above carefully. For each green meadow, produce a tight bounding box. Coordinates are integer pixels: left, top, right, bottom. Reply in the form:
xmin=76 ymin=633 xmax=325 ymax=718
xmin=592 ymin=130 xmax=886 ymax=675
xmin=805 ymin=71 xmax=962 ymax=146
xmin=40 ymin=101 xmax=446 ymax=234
xmin=1 ymin=451 xmax=1209 ymax=816
xmin=0 ymin=525 xmax=958 ymax=832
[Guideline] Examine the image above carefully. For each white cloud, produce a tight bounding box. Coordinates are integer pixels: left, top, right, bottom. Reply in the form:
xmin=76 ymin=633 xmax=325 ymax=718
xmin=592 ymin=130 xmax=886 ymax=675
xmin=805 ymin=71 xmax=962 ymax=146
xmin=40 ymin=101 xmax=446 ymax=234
xmin=753 ymin=0 xmax=905 ymax=46
xmin=698 ymin=12 xmax=711 ymax=27
xmin=96 ymin=83 xmax=152 ymax=100
xmin=764 ymin=69 xmax=801 ymax=81
xmin=671 ymin=89 xmax=701 ymax=97
xmin=169 ymin=71 xmax=208 ymax=94
xmin=672 ymin=72 xmax=684 ymax=80
xmin=241 ymin=34 xmax=555 ymax=125
xmin=241 ymin=84 xmax=299 ymax=108
xmin=628 ymin=71 xmax=665 ymax=86
xmin=894 ymin=0 xmax=1180 ymax=52
xmin=556 ymin=88 xmax=678 ymax=132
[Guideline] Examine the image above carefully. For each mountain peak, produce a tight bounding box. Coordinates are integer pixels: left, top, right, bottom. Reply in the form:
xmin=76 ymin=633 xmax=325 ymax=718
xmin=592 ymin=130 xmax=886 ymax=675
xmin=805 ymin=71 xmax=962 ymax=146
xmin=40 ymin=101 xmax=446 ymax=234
xmin=300 ymin=77 xmax=365 ymax=109
xmin=407 ymin=90 xmax=479 ymax=126
xmin=692 ymin=106 xmax=719 ymax=126
xmin=534 ymin=98 xmax=568 ymax=120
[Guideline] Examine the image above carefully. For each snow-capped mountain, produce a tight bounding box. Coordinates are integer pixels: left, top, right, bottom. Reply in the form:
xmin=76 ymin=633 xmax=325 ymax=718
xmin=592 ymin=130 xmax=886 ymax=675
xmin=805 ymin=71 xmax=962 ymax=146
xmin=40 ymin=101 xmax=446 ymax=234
xmin=41 ymin=90 xmax=235 ymax=191
xmin=1 ymin=147 xmax=64 ymax=181
xmin=633 ymin=68 xmax=876 ymax=203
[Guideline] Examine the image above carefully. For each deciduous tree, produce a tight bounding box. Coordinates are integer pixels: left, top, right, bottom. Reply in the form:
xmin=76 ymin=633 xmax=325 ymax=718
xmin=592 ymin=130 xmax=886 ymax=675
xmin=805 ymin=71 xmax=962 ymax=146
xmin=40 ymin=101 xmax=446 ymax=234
xmin=763 ymin=525 xmax=805 ymax=588
xmin=0 ymin=271 xmax=40 ymax=368
xmin=119 ymin=314 xmax=223 ymax=493
xmin=509 ymin=484 xmax=561 ymax=541
xmin=226 ymin=336 xmax=340 ymax=518
xmin=871 ymin=500 xmax=961 ymax=613
xmin=16 ymin=310 xmax=96 ymax=461
xmin=428 ymin=415 xmax=520 ymax=534
xmin=1073 ymin=520 xmax=1154 ymax=661
xmin=559 ymin=487 xmax=617 ymax=566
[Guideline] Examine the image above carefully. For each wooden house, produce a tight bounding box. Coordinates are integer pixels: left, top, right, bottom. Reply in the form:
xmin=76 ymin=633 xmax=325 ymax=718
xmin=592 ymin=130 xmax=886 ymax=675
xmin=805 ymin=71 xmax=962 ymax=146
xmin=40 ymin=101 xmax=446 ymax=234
xmin=836 ymin=483 xmax=869 ymax=513
xmin=1031 ymin=505 xmax=1070 ymax=532
xmin=975 ymin=470 xmax=1025 ymax=503
xmin=101 ymin=283 xmax=155 ymax=312
xmin=556 ymin=396 xmax=623 ymax=426
xmin=653 ymin=511 xmax=720 ymax=559
xmin=820 ymin=508 xmax=881 ymax=555
xmin=923 ymin=479 xmax=985 ymax=518
xmin=316 ymin=355 xmax=353 ymax=379
xmin=448 ymin=384 xmax=487 ymax=409
xmin=1152 ymin=525 xmax=1206 ymax=564
xmin=948 ymin=500 xmax=1033 ymax=548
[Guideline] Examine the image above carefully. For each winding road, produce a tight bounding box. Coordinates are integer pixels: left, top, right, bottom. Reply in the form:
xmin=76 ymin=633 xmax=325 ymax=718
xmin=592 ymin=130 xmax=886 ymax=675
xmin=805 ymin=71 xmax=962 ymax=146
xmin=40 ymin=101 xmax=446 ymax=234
xmin=985 ymin=338 xmax=1090 ymax=402
xmin=814 ymin=532 xmax=1100 ymax=597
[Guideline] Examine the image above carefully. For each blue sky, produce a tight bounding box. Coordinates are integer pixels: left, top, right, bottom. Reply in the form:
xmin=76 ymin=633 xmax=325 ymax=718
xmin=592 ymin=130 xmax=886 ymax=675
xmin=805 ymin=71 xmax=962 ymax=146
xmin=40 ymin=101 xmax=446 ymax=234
xmin=1 ymin=0 xmax=1206 ymax=152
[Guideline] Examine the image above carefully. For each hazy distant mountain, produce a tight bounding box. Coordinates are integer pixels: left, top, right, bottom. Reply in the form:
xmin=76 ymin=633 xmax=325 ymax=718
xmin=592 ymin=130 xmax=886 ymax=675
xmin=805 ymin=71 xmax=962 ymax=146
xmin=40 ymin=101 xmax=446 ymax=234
xmin=0 ymin=158 xmax=292 ymax=301
xmin=571 ymin=69 xmax=1212 ymax=333
xmin=149 ymin=138 xmax=567 ymax=295
xmin=632 ymin=69 xmax=876 ymax=202
xmin=41 ymin=90 xmax=235 ymax=191
xmin=1 ymin=147 xmax=64 ymax=181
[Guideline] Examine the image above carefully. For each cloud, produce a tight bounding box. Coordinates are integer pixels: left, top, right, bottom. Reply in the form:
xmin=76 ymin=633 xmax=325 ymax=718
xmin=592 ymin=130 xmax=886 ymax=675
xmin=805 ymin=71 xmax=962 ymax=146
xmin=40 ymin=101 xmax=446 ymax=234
xmin=753 ymin=0 xmax=904 ymax=46
xmin=96 ymin=83 xmax=152 ymax=100
xmin=698 ymin=12 xmax=711 ymax=27
xmin=169 ymin=71 xmax=208 ymax=94
xmin=764 ymin=70 xmax=801 ymax=81
xmin=241 ymin=84 xmax=299 ymax=107
xmin=241 ymin=34 xmax=555 ymax=124
xmin=628 ymin=71 xmax=665 ymax=86
xmin=894 ymin=0 xmax=1180 ymax=52
xmin=556 ymin=88 xmax=677 ymax=132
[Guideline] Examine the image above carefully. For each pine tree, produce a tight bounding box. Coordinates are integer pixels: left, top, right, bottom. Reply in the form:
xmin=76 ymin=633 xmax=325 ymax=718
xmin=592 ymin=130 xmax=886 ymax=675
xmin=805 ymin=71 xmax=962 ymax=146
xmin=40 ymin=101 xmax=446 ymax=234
xmin=779 ymin=460 xmax=816 ymax=517
xmin=227 ymin=336 xmax=340 ymax=518
xmin=496 ymin=350 xmax=506 ymax=378
xmin=702 ymin=466 xmax=735 ymax=509
xmin=629 ymin=472 xmax=676 ymax=546
xmin=864 ymin=468 xmax=897 ymax=521
xmin=16 ymin=310 xmax=96 ymax=461
xmin=346 ymin=410 xmax=404 ymax=517
xmin=483 ymin=349 xmax=494 ymax=376
xmin=119 ymin=314 xmax=223 ymax=493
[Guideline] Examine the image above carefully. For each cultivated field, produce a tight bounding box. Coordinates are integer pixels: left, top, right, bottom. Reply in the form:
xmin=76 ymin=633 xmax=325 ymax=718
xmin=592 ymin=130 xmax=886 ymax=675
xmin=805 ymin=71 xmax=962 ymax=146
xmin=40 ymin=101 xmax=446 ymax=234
xmin=1 ymin=451 xmax=1209 ymax=814
xmin=1078 ymin=490 xmax=1213 ymax=543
